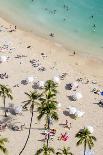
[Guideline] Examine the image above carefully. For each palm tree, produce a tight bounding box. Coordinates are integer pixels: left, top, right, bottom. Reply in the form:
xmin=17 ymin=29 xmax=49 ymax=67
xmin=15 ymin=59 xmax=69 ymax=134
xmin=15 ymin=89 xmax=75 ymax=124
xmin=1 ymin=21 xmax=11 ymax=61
xmin=44 ymin=80 xmax=58 ymax=95
xmin=35 ymin=144 xmax=55 ymax=155
xmin=75 ymin=128 xmax=96 ymax=155
xmin=0 ymin=135 xmax=8 ymax=154
xmin=56 ymin=146 xmax=73 ymax=155
xmin=19 ymin=91 xmax=40 ymax=155
xmin=0 ymin=84 xmax=13 ymax=117
xmin=37 ymin=91 xmax=58 ymax=147
xmin=37 ymin=80 xmax=58 ymax=147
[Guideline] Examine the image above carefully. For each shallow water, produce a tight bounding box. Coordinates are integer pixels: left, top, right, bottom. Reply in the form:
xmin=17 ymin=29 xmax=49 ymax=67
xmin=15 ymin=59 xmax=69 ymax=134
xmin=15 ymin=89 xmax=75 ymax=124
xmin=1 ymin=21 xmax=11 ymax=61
xmin=0 ymin=0 xmax=103 ymax=55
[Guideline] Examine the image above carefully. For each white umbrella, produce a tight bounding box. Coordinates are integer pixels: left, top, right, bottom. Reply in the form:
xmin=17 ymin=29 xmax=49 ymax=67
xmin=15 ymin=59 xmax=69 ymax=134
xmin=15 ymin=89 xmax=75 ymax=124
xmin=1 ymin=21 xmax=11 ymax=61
xmin=57 ymin=102 xmax=61 ymax=108
xmin=26 ymin=76 xmax=34 ymax=83
xmin=14 ymin=106 xmax=22 ymax=114
xmin=68 ymin=106 xmax=77 ymax=115
xmin=85 ymin=149 xmax=94 ymax=155
xmin=38 ymin=81 xmax=45 ymax=88
xmin=53 ymin=76 xmax=60 ymax=84
xmin=75 ymin=110 xmax=85 ymax=118
xmin=86 ymin=126 xmax=94 ymax=133
xmin=0 ymin=56 xmax=7 ymax=63
xmin=72 ymin=92 xmax=83 ymax=100
xmin=71 ymin=82 xmax=79 ymax=89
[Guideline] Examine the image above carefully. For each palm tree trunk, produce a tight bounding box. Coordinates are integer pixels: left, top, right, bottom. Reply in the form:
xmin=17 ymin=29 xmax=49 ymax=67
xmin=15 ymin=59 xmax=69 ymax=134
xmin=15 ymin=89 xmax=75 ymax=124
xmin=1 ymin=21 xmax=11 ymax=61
xmin=84 ymin=141 xmax=86 ymax=155
xmin=47 ymin=116 xmax=50 ymax=148
xmin=18 ymin=108 xmax=34 ymax=155
xmin=3 ymin=96 xmax=7 ymax=117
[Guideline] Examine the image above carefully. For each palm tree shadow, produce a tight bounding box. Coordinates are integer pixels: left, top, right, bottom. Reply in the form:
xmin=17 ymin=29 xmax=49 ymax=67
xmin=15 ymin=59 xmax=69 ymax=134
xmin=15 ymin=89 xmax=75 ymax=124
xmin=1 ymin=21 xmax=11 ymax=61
xmin=59 ymin=123 xmax=66 ymax=126
xmin=38 ymin=139 xmax=45 ymax=142
xmin=25 ymin=127 xmax=44 ymax=130
xmin=0 ymin=107 xmax=5 ymax=110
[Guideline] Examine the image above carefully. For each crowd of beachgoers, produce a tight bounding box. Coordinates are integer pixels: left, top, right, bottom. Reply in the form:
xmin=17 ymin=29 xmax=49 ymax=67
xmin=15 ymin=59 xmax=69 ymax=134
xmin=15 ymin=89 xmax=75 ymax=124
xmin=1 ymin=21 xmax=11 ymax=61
xmin=0 ymin=17 xmax=103 ymax=155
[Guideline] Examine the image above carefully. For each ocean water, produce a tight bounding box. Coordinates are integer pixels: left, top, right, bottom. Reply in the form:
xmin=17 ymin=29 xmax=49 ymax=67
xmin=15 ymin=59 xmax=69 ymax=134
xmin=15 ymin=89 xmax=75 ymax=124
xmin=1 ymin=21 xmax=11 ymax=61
xmin=0 ymin=0 xmax=103 ymax=55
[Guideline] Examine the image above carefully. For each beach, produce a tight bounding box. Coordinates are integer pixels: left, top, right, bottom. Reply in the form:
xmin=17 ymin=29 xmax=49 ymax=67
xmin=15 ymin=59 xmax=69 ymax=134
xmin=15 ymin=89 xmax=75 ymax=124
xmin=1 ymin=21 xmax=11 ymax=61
xmin=0 ymin=16 xmax=103 ymax=155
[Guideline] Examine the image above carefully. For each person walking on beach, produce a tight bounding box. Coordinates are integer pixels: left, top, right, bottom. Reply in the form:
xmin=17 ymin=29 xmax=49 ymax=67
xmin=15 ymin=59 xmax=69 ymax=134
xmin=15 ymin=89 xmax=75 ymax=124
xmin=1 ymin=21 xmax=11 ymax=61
xmin=65 ymin=120 xmax=68 ymax=126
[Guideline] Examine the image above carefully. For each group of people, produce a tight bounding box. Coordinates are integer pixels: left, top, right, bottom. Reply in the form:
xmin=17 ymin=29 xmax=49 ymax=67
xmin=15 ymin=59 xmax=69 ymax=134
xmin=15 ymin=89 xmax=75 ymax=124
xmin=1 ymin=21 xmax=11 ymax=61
xmin=0 ymin=73 xmax=8 ymax=79
xmin=43 ymin=119 xmax=72 ymax=142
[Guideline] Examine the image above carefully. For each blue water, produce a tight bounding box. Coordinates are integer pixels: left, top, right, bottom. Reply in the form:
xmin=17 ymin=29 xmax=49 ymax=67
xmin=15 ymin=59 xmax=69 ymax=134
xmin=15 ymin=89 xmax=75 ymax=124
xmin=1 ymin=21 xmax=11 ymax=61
xmin=0 ymin=0 xmax=103 ymax=55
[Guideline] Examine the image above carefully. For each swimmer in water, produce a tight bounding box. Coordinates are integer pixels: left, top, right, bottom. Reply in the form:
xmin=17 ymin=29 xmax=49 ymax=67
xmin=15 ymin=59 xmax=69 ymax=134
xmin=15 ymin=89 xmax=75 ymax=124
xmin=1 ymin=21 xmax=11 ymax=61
xmin=91 ymin=15 xmax=93 ymax=18
xmin=92 ymin=24 xmax=96 ymax=31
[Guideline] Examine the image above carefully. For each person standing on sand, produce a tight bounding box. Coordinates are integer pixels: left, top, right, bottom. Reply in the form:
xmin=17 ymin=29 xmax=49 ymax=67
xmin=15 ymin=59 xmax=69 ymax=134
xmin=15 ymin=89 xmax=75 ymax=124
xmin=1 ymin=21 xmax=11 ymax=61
xmin=65 ymin=120 xmax=68 ymax=126
xmin=73 ymin=51 xmax=76 ymax=55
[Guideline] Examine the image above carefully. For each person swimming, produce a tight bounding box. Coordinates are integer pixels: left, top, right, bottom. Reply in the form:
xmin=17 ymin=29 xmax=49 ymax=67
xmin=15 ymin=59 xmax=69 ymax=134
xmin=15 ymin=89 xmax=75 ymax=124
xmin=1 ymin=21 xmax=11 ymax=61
xmin=90 ymin=15 xmax=94 ymax=19
xmin=92 ymin=24 xmax=96 ymax=32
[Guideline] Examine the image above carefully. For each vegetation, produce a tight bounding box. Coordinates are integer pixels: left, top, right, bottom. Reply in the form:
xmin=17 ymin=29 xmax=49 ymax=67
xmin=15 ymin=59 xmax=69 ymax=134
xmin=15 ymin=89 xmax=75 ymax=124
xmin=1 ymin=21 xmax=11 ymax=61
xmin=35 ymin=144 xmax=55 ymax=155
xmin=0 ymin=80 xmax=97 ymax=155
xmin=19 ymin=91 xmax=40 ymax=155
xmin=75 ymin=128 xmax=96 ymax=155
xmin=37 ymin=80 xmax=58 ymax=147
xmin=0 ymin=135 xmax=8 ymax=154
xmin=56 ymin=146 xmax=73 ymax=155
xmin=44 ymin=80 xmax=58 ymax=95
xmin=0 ymin=84 xmax=13 ymax=117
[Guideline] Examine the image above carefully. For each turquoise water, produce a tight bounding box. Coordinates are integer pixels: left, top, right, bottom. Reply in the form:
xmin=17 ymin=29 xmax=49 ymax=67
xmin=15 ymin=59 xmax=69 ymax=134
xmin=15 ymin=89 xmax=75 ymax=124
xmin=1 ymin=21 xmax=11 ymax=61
xmin=0 ymin=0 xmax=103 ymax=55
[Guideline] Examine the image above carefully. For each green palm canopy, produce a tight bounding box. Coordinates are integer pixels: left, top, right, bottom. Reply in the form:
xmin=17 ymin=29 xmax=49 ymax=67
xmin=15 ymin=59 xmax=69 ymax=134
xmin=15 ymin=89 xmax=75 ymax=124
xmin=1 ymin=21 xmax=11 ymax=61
xmin=0 ymin=135 xmax=8 ymax=154
xmin=56 ymin=146 xmax=73 ymax=155
xmin=19 ymin=91 xmax=40 ymax=155
xmin=0 ymin=84 xmax=13 ymax=117
xmin=35 ymin=144 xmax=55 ymax=155
xmin=75 ymin=128 xmax=96 ymax=155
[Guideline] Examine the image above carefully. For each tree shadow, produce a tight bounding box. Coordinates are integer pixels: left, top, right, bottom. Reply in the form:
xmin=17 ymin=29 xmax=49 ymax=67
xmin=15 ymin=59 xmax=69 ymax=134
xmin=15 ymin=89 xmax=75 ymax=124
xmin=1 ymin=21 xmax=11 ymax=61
xmin=25 ymin=127 xmax=44 ymax=130
xmin=38 ymin=139 xmax=45 ymax=142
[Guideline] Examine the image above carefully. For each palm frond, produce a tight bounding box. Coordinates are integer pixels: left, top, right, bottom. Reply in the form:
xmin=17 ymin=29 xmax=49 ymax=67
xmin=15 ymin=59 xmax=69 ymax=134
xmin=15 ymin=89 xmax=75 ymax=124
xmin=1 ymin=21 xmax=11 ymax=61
xmin=35 ymin=148 xmax=43 ymax=155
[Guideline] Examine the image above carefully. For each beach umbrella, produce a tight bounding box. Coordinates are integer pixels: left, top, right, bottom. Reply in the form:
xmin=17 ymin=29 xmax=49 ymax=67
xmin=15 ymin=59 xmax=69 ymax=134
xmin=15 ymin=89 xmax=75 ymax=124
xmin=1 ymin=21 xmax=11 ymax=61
xmin=57 ymin=102 xmax=61 ymax=108
xmin=100 ymin=91 xmax=103 ymax=96
xmin=68 ymin=106 xmax=77 ymax=115
xmin=85 ymin=149 xmax=94 ymax=155
xmin=0 ymin=56 xmax=7 ymax=63
xmin=26 ymin=76 xmax=34 ymax=83
xmin=38 ymin=81 xmax=45 ymax=88
xmin=72 ymin=92 xmax=83 ymax=101
xmin=75 ymin=110 xmax=85 ymax=118
xmin=71 ymin=82 xmax=79 ymax=89
xmin=14 ymin=106 xmax=22 ymax=114
xmin=86 ymin=126 xmax=94 ymax=133
xmin=53 ymin=76 xmax=60 ymax=84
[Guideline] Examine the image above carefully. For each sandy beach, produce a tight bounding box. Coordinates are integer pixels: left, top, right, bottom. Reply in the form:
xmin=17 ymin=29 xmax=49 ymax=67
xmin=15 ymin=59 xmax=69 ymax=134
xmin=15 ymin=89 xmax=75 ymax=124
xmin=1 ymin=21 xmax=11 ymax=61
xmin=0 ymin=16 xmax=103 ymax=155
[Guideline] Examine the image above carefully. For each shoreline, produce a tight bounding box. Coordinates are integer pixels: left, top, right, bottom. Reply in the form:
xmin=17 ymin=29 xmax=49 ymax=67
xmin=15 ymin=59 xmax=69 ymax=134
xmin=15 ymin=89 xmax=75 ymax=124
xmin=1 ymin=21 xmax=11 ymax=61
xmin=0 ymin=16 xmax=103 ymax=79
xmin=0 ymin=15 xmax=103 ymax=155
xmin=0 ymin=9 xmax=103 ymax=59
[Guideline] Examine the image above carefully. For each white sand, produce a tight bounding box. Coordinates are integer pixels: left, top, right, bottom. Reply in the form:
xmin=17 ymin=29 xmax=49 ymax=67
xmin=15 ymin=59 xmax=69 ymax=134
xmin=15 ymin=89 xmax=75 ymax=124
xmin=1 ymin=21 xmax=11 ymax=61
xmin=0 ymin=17 xmax=103 ymax=155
